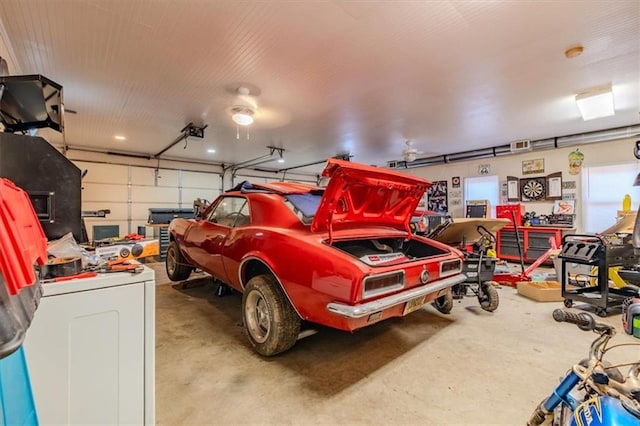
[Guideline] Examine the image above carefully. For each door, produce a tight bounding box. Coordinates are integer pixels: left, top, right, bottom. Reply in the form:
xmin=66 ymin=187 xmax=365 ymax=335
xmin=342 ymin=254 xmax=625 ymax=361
xmin=183 ymin=196 xmax=249 ymax=282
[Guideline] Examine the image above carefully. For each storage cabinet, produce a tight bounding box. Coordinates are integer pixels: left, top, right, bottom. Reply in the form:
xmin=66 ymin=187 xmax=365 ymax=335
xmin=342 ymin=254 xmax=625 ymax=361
xmin=23 ymin=268 xmax=155 ymax=425
xmin=149 ymin=225 xmax=170 ymax=260
xmin=496 ymin=226 xmax=563 ymax=263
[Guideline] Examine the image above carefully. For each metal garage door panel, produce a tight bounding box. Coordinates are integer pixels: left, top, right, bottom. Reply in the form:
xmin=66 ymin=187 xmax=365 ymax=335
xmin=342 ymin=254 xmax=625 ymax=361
xmin=182 ymin=171 xmax=219 ymax=189
xmin=181 ymin=188 xmax=219 ymax=206
xmin=82 ymin=183 xmax=127 ymax=203
xmin=130 ymin=167 xmax=179 ymax=187
xmin=130 ymin=203 xmax=180 ymax=222
xmin=75 ymin=162 xmax=129 ymax=184
xmin=131 ymin=186 xmax=175 ymax=203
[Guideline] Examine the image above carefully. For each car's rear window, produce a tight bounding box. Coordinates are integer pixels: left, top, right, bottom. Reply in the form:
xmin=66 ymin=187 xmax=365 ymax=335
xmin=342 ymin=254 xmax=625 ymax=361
xmin=285 ymin=193 xmax=322 ymax=224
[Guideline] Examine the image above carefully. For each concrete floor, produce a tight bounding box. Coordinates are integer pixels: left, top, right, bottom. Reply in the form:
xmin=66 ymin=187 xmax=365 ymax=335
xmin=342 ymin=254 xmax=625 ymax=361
xmin=149 ymin=262 xmax=639 ymax=425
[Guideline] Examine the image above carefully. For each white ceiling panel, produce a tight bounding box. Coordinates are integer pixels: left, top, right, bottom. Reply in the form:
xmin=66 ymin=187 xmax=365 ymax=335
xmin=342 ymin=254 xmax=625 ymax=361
xmin=0 ymin=0 xmax=637 ymax=173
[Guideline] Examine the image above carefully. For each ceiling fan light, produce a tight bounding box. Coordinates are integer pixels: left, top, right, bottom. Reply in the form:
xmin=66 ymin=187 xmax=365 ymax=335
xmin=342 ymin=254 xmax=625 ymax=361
xmin=232 ymin=111 xmax=254 ymax=126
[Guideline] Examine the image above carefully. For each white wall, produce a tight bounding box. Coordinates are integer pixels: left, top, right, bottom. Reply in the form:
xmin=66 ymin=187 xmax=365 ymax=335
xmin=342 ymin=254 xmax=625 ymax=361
xmin=405 ymin=136 xmax=640 ymax=233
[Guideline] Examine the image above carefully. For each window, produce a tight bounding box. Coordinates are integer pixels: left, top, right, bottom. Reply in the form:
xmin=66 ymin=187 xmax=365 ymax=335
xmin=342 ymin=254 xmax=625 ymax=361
xmin=284 ymin=193 xmax=323 ymax=224
xmin=206 ymin=196 xmax=250 ymax=227
xmin=582 ymin=162 xmax=640 ymax=233
xmin=464 ymin=175 xmax=499 ymax=218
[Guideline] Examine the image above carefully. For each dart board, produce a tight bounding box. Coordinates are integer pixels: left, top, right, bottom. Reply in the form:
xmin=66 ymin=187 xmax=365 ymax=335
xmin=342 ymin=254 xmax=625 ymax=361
xmin=520 ymin=177 xmax=546 ymax=201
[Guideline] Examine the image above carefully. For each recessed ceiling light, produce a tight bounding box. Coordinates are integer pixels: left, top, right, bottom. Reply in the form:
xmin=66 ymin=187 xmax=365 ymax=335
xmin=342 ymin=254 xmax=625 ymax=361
xmin=277 ymin=158 xmax=285 ymax=163
xmin=207 ymin=148 xmax=216 ymax=154
xmin=114 ymin=135 xmax=126 ymax=140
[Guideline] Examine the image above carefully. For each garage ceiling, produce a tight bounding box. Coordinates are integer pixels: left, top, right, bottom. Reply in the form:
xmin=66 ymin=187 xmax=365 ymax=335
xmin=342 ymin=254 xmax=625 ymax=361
xmin=0 ymin=1 xmax=638 ymax=174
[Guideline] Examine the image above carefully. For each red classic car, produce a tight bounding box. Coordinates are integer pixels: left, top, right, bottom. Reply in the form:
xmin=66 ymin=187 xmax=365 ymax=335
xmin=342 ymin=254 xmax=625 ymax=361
xmin=166 ymin=159 xmax=465 ymax=356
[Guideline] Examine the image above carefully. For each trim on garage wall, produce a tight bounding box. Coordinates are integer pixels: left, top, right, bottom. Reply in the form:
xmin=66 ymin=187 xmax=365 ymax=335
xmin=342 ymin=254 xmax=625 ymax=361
xmin=391 ymin=124 xmax=640 ymax=169
xmin=64 ymin=145 xmax=319 ymax=180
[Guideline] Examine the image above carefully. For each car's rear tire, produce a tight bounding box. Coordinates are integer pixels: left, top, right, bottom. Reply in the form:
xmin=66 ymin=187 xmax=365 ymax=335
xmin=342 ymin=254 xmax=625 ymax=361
xmin=165 ymin=241 xmax=193 ymax=281
xmin=242 ymin=274 xmax=301 ymax=356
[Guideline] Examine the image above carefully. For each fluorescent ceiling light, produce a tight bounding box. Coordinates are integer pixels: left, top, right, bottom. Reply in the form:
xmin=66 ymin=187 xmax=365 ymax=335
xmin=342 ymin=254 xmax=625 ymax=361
xmin=207 ymin=148 xmax=216 ymax=154
xmin=114 ymin=135 xmax=126 ymax=140
xmin=575 ymin=85 xmax=615 ymax=121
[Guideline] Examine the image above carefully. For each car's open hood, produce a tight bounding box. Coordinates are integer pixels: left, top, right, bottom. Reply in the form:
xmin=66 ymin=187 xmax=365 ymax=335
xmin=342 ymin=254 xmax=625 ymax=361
xmin=311 ymin=159 xmax=430 ymax=237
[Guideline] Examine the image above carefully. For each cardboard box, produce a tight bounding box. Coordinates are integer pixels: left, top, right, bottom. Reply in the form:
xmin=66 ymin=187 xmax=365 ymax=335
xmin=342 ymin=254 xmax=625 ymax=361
xmin=517 ymin=280 xmax=570 ymax=302
xmin=95 ymin=239 xmax=159 ymax=261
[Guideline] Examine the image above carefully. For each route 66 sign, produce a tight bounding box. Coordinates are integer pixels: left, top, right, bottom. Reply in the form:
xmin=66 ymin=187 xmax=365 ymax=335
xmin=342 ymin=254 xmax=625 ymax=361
xmin=478 ymin=164 xmax=490 ymax=175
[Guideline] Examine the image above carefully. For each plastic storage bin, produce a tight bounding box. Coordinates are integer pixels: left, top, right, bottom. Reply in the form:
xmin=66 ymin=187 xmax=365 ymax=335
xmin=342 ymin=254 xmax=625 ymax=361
xmin=0 ymin=178 xmax=46 ymax=358
xmin=0 ymin=178 xmax=47 ymax=426
xmin=0 ymin=178 xmax=47 ymax=295
xmin=0 ymin=346 xmax=38 ymax=425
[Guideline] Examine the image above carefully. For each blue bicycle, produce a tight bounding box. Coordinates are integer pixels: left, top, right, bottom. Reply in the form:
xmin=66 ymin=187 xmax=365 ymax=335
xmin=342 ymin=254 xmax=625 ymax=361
xmin=528 ymin=310 xmax=640 ymax=425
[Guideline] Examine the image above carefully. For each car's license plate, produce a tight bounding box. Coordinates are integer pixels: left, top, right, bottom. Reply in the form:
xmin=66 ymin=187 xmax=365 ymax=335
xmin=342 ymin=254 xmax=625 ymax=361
xmin=403 ymin=295 xmax=426 ymax=315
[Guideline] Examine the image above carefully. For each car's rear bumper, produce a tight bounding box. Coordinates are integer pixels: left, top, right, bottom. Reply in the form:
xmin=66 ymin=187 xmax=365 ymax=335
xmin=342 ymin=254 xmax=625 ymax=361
xmin=326 ymin=273 xmax=466 ymax=319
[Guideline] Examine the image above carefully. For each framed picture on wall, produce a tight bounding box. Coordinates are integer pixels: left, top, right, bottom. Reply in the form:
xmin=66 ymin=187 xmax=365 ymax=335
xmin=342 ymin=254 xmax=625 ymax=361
xmin=546 ymin=172 xmax=562 ymax=200
xmin=522 ymin=158 xmax=545 ymax=175
xmin=507 ymin=176 xmax=519 ymax=201
xmin=427 ymin=180 xmax=448 ymax=213
xmin=553 ymin=199 xmax=575 ymax=215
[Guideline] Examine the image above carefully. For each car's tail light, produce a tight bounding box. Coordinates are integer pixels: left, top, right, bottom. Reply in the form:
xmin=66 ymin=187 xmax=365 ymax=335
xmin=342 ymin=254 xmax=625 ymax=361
xmin=440 ymin=259 xmax=462 ymax=277
xmin=362 ymin=271 xmax=404 ymax=299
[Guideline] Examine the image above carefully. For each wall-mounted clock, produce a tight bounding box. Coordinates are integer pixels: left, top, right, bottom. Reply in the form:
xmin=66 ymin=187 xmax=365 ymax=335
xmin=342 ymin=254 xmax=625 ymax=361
xmin=520 ymin=177 xmax=546 ymax=201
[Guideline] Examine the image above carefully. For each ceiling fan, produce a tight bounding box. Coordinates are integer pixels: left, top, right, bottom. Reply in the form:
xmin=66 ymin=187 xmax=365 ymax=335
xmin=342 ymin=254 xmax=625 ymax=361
xmin=402 ymin=140 xmax=423 ymax=162
xmin=228 ymin=86 xmax=257 ymax=126
xmin=221 ymin=84 xmax=291 ymax=131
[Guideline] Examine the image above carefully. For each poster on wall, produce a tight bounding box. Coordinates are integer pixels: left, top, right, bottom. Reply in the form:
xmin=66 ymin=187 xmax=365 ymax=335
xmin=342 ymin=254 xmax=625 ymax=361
xmin=522 ymin=158 xmax=545 ymax=175
xmin=427 ymin=180 xmax=448 ymax=213
xmin=568 ymin=150 xmax=584 ymax=175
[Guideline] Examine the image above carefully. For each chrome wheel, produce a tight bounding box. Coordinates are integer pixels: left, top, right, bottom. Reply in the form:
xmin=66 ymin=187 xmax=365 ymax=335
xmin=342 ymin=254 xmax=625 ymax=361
xmin=241 ymin=274 xmax=301 ymax=356
xmin=166 ymin=246 xmax=177 ymax=276
xmin=165 ymin=241 xmax=193 ymax=281
xmin=245 ymin=289 xmax=271 ymax=344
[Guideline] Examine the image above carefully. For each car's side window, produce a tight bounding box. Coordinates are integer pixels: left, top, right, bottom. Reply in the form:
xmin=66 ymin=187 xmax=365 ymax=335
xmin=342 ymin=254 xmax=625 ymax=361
xmin=205 ymin=196 xmax=250 ymax=227
xmin=235 ymin=201 xmax=250 ymax=227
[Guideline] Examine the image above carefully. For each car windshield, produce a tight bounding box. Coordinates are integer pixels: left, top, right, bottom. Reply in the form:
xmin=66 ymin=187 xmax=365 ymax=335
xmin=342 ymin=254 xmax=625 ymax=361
xmin=285 ymin=193 xmax=322 ymax=224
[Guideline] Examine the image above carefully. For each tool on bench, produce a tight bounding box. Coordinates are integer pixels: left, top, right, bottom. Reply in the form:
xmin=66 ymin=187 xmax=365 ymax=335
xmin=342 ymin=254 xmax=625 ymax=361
xmin=93 ymin=259 xmax=144 ymax=274
xmin=43 ymin=256 xmax=83 ymax=278
xmin=40 ymin=272 xmax=98 ymax=284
